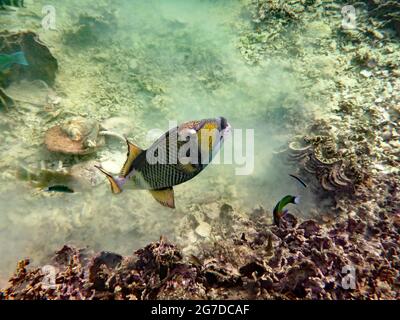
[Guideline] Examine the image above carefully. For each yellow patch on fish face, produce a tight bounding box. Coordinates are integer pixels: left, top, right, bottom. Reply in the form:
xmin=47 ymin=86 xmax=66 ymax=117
xmin=197 ymin=121 xmax=220 ymax=155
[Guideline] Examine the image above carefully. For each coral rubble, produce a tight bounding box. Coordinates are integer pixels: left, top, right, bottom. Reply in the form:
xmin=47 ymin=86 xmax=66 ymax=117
xmin=2 ymin=198 xmax=398 ymax=300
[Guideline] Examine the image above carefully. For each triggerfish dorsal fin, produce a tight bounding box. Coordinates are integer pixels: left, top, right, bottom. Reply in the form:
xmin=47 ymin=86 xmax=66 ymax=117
xmin=120 ymin=139 xmax=143 ymax=177
xmin=95 ymin=165 xmax=122 ymax=194
xmin=149 ymin=187 xmax=175 ymax=209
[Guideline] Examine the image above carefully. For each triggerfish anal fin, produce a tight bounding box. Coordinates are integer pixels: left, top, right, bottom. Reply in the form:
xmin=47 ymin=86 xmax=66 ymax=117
xmin=149 ymin=187 xmax=175 ymax=209
xmin=120 ymin=139 xmax=143 ymax=177
xmin=95 ymin=165 xmax=122 ymax=194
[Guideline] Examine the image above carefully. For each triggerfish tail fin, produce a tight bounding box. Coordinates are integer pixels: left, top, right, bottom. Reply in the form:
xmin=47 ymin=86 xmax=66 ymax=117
xmin=120 ymin=139 xmax=143 ymax=177
xmin=149 ymin=187 xmax=175 ymax=209
xmin=12 ymin=51 xmax=28 ymax=66
xmin=95 ymin=165 xmax=123 ymax=194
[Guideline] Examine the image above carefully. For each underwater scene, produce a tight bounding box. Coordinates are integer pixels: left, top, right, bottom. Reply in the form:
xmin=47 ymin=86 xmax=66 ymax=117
xmin=0 ymin=0 xmax=399 ymax=300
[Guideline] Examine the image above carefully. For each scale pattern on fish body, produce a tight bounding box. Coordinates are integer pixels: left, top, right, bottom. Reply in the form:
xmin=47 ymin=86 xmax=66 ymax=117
xmin=136 ymin=161 xmax=198 ymax=190
xmin=133 ymin=127 xmax=201 ymax=189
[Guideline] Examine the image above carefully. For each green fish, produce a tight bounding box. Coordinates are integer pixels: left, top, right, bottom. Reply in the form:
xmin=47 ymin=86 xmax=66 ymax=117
xmin=0 ymin=0 xmax=24 ymax=10
xmin=273 ymin=195 xmax=300 ymax=226
xmin=96 ymin=117 xmax=231 ymax=208
xmin=0 ymin=51 xmax=28 ymax=72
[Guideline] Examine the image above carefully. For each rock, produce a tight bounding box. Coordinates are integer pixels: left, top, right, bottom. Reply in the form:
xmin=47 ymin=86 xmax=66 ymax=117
xmin=70 ymin=160 xmax=103 ymax=187
xmin=129 ymin=59 xmax=138 ymax=71
xmin=3 ymin=80 xmax=53 ymax=106
xmin=220 ymin=203 xmax=234 ymax=221
xmin=305 ymin=21 xmax=332 ymax=39
xmin=195 ymin=222 xmax=211 ymax=238
xmin=45 ymin=118 xmax=105 ymax=155
xmin=0 ymin=88 xmax=14 ymax=110
xmin=360 ymin=70 xmax=372 ymax=78
xmin=0 ymin=31 xmax=58 ymax=87
xmin=101 ymin=117 xmax=134 ymax=136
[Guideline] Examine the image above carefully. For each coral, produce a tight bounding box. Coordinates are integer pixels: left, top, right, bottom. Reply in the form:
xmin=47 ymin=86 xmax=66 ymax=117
xmin=275 ymin=135 xmax=363 ymax=195
xmin=252 ymin=0 xmax=309 ymax=24
xmin=63 ymin=10 xmax=117 ymax=48
xmin=45 ymin=117 xmax=105 ymax=155
xmin=368 ymin=0 xmax=400 ymax=36
xmin=1 ymin=202 xmax=398 ymax=300
xmin=0 ymin=31 xmax=58 ymax=87
xmin=15 ymin=160 xmax=103 ymax=190
xmin=0 ymin=87 xmax=13 ymax=110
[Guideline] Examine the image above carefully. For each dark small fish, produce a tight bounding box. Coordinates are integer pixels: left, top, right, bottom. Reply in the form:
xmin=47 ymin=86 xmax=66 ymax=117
xmin=273 ymin=195 xmax=299 ymax=226
xmin=45 ymin=185 xmax=74 ymax=193
xmin=0 ymin=0 xmax=24 ymax=9
xmin=289 ymin=174 xmax=307 ymax=188
xmin=0 ymin=51 xmax=28 ymax=72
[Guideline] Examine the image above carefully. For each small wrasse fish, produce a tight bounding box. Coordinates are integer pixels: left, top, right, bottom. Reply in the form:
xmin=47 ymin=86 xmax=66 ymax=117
xmin=0 ymin=0 xmax=24 ymax=9
xmin=96 ymin=116 xmax=231 ymax=208
xmin=0 ymin=51 xmax=28 ymax=72
xmin=273 ymin=195 xmax=300 ymax=226
xmin=45 ymin=185 xmax=74 ymax=193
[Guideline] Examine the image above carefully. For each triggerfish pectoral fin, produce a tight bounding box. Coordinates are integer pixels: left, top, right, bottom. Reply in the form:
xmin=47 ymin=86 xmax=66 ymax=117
xmin=120 ymin=139 xmax=143 ymax=177
xmin=95 ymin=165 xmax=122 ymax=194
xmin=149 ymin=187 xmax=175 ymax=209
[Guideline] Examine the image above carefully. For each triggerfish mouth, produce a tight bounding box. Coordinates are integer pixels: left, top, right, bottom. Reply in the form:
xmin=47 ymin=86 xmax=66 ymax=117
xmin=96 ymin=116 xmax=231 ymax=208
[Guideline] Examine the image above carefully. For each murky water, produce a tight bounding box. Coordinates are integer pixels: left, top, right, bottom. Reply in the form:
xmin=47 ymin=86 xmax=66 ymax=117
xmin=0 ymin=0 xmax=315 ymax=284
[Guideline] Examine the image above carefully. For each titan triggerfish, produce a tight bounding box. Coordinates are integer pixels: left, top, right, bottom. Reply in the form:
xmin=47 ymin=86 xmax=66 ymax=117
xmin=96 ymin=116 xmax=231 ymax=208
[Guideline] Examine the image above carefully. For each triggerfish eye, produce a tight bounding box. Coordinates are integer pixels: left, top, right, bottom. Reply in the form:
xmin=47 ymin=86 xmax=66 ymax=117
xmin=219 ymin=116 xmax=228 ymax=130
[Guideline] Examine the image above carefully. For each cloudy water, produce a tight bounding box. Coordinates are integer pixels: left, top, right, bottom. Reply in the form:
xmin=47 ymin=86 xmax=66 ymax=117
xmin=0 ymin=0 xmax=317 ymax=284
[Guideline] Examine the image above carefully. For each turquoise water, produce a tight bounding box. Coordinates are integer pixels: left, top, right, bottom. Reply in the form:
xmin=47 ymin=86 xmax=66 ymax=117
xmin=0 ymin=0 xmax=318 ymax=284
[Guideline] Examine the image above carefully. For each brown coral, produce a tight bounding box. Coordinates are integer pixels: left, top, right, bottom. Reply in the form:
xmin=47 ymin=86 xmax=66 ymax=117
xmin=1 ymin=204 xmax=399 ymax=300
xmin=277 ymin=135 xmax=360 ymax=194
xmin=0 ymin=31 xmax=58 ymax=87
